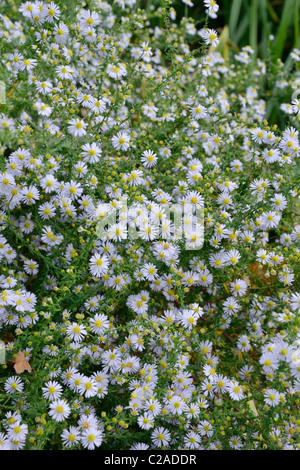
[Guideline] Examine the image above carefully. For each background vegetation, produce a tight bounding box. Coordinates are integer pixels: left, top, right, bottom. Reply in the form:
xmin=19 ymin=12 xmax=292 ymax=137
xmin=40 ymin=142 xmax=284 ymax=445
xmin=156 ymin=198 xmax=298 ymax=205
xmin=141 ymin=0 xmax=300 ymax=127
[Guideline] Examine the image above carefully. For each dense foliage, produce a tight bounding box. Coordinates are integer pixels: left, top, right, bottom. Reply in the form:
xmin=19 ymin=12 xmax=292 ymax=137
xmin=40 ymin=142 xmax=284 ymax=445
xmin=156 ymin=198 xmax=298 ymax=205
xmin=0 ymin=0 xmax=300 ymax=450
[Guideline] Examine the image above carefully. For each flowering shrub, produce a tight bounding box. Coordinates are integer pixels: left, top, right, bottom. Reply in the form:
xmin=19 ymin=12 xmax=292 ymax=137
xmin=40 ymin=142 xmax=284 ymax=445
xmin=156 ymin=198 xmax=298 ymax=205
xmin=0 ymin=0 xmax=300 ymax=451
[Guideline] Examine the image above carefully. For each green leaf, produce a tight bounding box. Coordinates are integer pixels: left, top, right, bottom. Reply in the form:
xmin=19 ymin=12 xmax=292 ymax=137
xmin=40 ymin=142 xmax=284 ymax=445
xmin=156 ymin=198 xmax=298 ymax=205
xmin=272 ymin=0 xmax=295 ymax=59
xmin=234 ymin=14 xmax=249 ymax=45
xmin=295 ymin=0 xmax=300 ymax=65
xmin=249 ymin=0 xmax=258 ymax=59
xmin=259 ymin=0 xmax=271 ymax=41
xmin=228 ymin=0 xmax=243 ymax=39
xmin=266 ymin=0 xmax=280 ymax=24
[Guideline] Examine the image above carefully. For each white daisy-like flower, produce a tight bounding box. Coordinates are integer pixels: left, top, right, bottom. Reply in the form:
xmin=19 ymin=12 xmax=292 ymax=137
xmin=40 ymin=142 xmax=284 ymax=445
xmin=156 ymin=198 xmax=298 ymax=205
xmin=141 ymin=149 xmax=157 ymax=167
xmin=49 ymin=399 xmax=71 ymax=422
xmin=151 ymin=427 xmax=171 ymax=447
xmin=230 ymin=278 xmax=248 ymax=297
xmin=111 ymin=131 xmax=131 ymax=151
xmin=42 ymin=380 xmax=63 ymax=401
xmin=199 ymin=28 xmax=219 ymax=47
xmin=66 ymin=322 xmax=87 ymax=342
xmin=89 ymin=252 xmax=110 ymax=277
xmin=89 ymin=313 xmax=109 ymax=335
xmin=81 ymin=427 xmax=103 ymax=450
xmin=67 ymin=118 xmax=87 ymax=137
xmin=264 ymin=389 xmax=281 ymax=407
xmin=61 ymin=426 xmax=81 ymax=448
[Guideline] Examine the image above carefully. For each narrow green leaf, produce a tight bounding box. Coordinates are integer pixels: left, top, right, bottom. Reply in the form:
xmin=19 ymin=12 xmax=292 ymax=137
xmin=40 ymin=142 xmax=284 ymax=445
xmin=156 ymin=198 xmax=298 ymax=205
xmin=228 ymin=0 xmax=243 ymax=39
xmin=228 ymin=39 xmax=240 ymax=53
xmin=259 ymin=0 xmax=271 ymax=58
xmin=295 ymin=0 xmax=300 ymax=49
xmin=249 ymin=0 xmax=258 ymax=59
xmin=266 ymin=0 xmax=279 ymax=24
xmin=273 ymin=0 xmax=295 ymax=59
xmin=235 ymin=15 xmax=249 ymax=45
xmin=294 ymin=0 xmax=300 ymax=70
xmin=259 ymin=0 xmax=270 ymax=38
xmin=146 ymin=0 xmax=152 ymax=14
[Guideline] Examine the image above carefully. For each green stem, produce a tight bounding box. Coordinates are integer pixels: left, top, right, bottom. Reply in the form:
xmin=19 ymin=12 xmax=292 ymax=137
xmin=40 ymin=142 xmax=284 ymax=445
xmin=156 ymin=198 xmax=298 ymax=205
xmin=249 ymin=0 xmax=258 ymax=61
xmin=146 ymin=0 xmax=152 ymax=14
xmin=295 ymin=0 xmax=300 ymax=49
xmin=272 ymin=0 xmax=295 ymax=59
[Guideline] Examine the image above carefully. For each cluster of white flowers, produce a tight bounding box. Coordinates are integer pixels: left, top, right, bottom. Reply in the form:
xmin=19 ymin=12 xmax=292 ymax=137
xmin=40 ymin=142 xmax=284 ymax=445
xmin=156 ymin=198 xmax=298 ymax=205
xmin=0 ymin=0 xmax=300 ymax=451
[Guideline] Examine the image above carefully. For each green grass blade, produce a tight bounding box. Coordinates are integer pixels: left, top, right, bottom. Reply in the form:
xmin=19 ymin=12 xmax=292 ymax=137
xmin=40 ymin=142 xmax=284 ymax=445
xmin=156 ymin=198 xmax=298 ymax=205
xmin=259 ymin=0 xmax=271 ymax=58
xmin=295 ymin=0 xmax=300 ymax=49
xmin=234 ymin=15 xmax=249 ymax=45
xmin=266 ymin=0 xmax=279 ymax=24
xmin=228 ymin=0 xmax=243 ymax=39
xmin=272 ymin=0 xmax=295 ymax=58
xmin=146 ymin=0 xmax=153 ymax=14
xmin=295 ymin=0 xmax=300 ymax=70
xmin=259 ymin=0 xmax=270 ymax=38
xmin=249 ymin=0 xmax=258 ymax=58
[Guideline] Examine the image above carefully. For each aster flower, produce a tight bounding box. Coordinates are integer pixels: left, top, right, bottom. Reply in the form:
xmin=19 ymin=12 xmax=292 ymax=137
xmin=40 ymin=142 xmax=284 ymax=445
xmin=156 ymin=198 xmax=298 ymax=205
xmin=81 ymin=428 xmax=103 ymax=450
xmin=151 ymin=427 xmax=171 ymax=448
xmin=49 ymin=399 xmax=71 ymax=422
xmin=67 ymin=118 xmax=87 ymax=137
xmin=89 ymin=252 xmax=110 ymax=277
xmin=4 ymin=377 xmax=24 ymax=395
xmin=111 ymin=131 xmax=131 ymax=151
